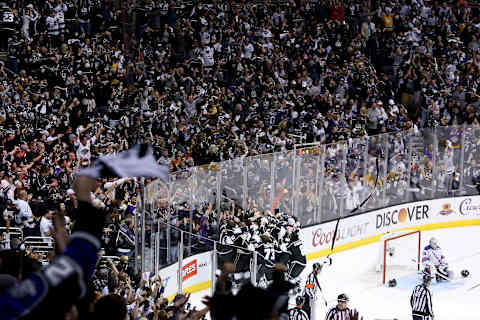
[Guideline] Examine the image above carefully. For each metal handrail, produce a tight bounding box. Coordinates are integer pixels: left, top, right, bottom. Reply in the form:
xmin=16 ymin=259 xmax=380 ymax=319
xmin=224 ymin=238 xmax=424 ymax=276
xmin=0 ymin=227 xmax=23 ymax=238
xmin=23 ymin=236 xmax=55 ymax=249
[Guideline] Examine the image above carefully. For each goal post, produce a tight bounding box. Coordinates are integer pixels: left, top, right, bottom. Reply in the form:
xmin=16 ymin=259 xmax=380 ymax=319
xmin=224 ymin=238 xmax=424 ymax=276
xmin=377 ymin=230 xmax=421 ymax=285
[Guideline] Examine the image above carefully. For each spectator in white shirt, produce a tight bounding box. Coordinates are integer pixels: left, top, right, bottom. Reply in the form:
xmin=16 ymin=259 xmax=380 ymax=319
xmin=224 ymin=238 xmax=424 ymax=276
xmin=54 ymin=0 xmax=68 ymax=33
xmin=46 ymin=9 xmax=59 ymax=37
xmin=13 ymin=190 xmax=35 ymax=236
xmin=40 ymin=210 xmax=54 ymax=243
xmin=75 ymin=134 xmax=96 ymax=167
xmin=367 ymin=103 xmax=384 ymax=133
xmin=201 ymin=43 xmax=215 ymax=67
xmin=242 ymin=41 xmax=254 ymax=60
xmin=22 ymin=5 xmax=39 ymax=42
xmin=0 ymin=172 xmax=15 ymax=201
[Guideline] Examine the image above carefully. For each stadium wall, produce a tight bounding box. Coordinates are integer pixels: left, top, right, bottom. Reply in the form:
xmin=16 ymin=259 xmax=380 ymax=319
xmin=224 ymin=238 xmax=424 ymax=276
xmin=157 ymin=195 xmax=480 ymax=297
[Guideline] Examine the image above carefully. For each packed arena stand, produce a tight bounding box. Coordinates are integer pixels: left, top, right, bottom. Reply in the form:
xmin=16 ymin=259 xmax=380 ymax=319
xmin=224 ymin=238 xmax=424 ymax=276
xmin=0 ymin=0 xmax=480 ymax=319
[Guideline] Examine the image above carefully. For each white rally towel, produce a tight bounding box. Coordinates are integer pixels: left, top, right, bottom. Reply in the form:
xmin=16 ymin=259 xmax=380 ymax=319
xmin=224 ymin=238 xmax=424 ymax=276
xmin=79 ymin=144 xmax=169 ymax=183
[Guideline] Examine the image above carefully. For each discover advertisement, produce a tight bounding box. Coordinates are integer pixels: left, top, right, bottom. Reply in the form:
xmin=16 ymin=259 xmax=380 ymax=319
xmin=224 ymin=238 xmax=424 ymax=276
xmin=375 ymin=204 xmax=429 ymax=229
xmin=301 ymin=195 xmax=480 ymax=257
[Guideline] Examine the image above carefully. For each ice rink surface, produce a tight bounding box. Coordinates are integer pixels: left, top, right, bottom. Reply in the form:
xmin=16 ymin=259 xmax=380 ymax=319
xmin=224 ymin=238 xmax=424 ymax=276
xmin=188 ymin=226 xmax=480 ymax=320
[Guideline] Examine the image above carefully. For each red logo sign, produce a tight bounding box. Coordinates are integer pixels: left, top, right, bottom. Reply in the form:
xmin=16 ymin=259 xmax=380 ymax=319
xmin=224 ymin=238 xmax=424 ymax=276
xmin=182 ymin=260 xmax=197 ymax=281
xmin=312 ymin=228 xmax=337 ymax=247
xmin=312 ymin=222 xmax=369 ymax=247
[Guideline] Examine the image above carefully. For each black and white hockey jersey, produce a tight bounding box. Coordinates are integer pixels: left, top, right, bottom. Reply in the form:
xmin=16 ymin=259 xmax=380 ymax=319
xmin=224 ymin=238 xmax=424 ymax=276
xmin=287 ymin=232 xmax=306 ymax=264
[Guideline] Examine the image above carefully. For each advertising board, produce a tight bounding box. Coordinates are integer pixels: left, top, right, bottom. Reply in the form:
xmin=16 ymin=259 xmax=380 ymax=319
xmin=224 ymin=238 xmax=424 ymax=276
xmin=300 ymin=196 xmax=480 ymax=258
xmin=156 ymin=263 xmax=179 ymax=300
xmin=181 ymin=251 xmax=212 ymax=293
xmin=154 ymin=196 xmax=480 ymax=295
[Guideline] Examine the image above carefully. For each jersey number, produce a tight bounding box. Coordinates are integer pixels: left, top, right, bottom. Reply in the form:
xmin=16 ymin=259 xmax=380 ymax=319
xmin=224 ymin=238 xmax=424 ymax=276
xmin=265 ymin=247 xmax=275 ymax=261
xmin=3 ymin=12 xmax=14 ymax=22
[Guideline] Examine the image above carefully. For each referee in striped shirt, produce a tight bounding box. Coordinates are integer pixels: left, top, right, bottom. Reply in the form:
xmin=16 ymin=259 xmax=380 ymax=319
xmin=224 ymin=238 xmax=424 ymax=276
xmin=411 ymin=274 xmax=434 ymax=320
xmin=289 ymin=296 xmax=310 ymax=320
xmin=324 ymin=294 xmax=362 ymax=320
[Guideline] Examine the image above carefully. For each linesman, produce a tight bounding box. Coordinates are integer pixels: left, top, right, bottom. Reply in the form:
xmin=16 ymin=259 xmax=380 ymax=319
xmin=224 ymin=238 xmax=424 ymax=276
xmin=288 ymin=296 xmax=310 ymax=320
xmin=411 ymin=274 xmax=434 ymax=320
xmin=324 ymin=294 xmax=362 ymax=320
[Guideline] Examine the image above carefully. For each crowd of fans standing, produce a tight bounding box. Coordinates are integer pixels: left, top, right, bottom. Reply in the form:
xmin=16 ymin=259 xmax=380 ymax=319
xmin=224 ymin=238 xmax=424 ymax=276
xmin=0 ymin=0 xmax=479 ymax=319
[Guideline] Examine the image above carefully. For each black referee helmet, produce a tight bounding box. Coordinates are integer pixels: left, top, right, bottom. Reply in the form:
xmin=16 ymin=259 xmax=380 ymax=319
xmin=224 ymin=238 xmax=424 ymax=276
xmin=337 ymin=293 xmax=349 ymax=302
xmin=313 ymin=263 xmax=323 ymax=271
xmin=296 ymin=296 xmax=305 ymax=306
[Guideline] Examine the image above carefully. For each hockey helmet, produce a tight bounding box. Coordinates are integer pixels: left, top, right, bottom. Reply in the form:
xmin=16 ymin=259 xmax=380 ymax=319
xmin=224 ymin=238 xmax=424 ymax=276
xmin=287 ymin=217 xmax=296 ymax=227
xmin=423 ymin=274 xmax=433 ymax=283
xmin=313 ymin=263 xmax=323 ymax=271
xmin=388 ymin=279 xmax=397 ymax=287
xmin=337 ymin=293 xmax=349 ymax=302
xmin=296 ymin=295 xmax=305 ymax=306
xmin=233 ymin=226 xmax=242 ymax=235
xmin=461 ymin=269 xmax=470 ymax=278
xmin=429 ymin=237 xmax=438 ymax=248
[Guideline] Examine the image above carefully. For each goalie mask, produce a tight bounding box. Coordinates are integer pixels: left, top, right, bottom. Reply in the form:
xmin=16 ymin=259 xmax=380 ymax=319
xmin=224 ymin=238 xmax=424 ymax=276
xmin=429 ymin=237 xmax=438 ymax=249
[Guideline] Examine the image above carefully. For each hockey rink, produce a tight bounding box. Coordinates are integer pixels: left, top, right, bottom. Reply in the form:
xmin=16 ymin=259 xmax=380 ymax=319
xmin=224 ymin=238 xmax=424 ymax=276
xmin=187 ymin=225 xmax=480 ymax=320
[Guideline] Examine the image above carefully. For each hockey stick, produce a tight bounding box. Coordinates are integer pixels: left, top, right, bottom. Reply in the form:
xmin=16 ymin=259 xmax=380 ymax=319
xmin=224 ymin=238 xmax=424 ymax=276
xmin=330 ymin=157 xmax=379 ymax=253
xmin=467 ymin=283 xmax=480 ymax=291
xmin=313 ymin=273 xmax=328 ymax=307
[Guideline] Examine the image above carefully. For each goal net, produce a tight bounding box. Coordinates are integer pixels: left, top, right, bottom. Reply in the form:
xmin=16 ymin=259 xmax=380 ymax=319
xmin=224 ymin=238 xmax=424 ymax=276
xmin=376 ymin=230 xmax=421 ymax=285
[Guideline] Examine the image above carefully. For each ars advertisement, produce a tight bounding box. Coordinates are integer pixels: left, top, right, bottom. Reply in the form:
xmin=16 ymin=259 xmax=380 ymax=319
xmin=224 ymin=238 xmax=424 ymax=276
xmin=181 ymin=251 xmax=212 ymax=291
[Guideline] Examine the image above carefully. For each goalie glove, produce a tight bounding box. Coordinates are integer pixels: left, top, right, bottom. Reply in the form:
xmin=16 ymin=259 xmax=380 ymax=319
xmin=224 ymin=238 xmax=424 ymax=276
xmin=425 ymin=264 xmax=436 ymax=278
xmin=439 ymin=256 xmax=447 ymax=266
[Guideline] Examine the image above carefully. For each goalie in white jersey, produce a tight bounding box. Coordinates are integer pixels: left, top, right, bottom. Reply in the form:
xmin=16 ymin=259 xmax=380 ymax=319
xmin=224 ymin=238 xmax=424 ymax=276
xmin=422 ymin=237 xmax=453 ymax=281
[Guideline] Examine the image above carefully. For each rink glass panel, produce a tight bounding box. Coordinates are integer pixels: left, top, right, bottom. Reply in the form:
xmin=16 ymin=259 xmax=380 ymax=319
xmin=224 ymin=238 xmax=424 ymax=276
xmin=293 ymin=146 xmax=323 ymax=226
xmin=142 ymin=124 xmax=480 ymax=273
xmin=245 ymin=154 xmax=274 ymax=215
xmin=463 ymin=125 xmax=480 ymax=196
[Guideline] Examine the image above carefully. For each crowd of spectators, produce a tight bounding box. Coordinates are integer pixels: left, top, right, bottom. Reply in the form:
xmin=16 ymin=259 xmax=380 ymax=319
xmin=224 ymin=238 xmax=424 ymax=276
xmin=0 ymin=0 xmax=480 ymax=319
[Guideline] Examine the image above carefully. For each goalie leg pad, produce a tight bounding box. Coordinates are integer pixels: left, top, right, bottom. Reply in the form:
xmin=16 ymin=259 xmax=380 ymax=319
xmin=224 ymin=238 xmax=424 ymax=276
xmin=423 ymin=266 xmax=434 ymax=278
xmin=435 ymin=266 xmax=452 ymax=281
